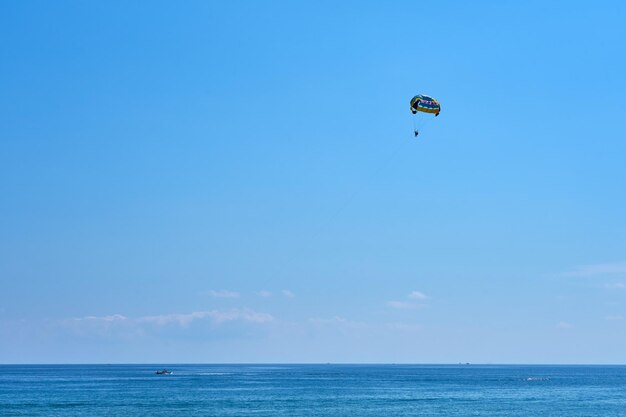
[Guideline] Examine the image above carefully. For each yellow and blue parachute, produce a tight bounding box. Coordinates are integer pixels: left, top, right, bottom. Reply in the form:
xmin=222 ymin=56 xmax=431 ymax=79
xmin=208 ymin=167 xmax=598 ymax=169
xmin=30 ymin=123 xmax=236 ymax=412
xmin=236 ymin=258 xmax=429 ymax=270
xmin=410 ymin=94 xmax=440 ymax=116
xmin=410 ymin=94 xmax=440 ymax=137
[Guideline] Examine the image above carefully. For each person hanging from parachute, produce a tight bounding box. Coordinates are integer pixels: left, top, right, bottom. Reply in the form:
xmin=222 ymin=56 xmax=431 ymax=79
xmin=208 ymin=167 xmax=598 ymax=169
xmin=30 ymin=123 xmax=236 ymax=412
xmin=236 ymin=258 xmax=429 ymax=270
xmin=410 ymin=94 xmax=440 ymax=137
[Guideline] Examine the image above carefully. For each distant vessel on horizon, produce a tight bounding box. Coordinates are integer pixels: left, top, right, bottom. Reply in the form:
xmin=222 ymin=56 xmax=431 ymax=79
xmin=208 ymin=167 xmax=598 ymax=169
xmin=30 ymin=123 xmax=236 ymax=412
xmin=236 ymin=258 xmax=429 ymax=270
xmin=155 ymin=369 xmax=172 ymax=375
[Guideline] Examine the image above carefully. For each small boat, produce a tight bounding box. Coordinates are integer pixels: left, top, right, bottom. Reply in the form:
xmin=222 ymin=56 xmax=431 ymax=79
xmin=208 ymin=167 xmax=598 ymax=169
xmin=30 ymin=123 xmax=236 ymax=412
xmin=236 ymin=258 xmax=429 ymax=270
xmin=155 ymin=369 xmax=172 ymax=375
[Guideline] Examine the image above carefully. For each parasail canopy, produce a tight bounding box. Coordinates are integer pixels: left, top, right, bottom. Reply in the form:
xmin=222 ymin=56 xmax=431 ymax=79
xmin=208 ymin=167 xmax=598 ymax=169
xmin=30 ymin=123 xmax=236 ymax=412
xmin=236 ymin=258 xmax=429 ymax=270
xmin=410 ymin=94 xmax=440 ymax=116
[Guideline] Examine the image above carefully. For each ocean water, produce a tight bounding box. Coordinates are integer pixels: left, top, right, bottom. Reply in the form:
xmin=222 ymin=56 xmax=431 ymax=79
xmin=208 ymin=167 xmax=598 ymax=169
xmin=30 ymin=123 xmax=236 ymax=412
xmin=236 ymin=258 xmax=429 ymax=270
xmin=1 ymin=364 xmax=626 ymax=416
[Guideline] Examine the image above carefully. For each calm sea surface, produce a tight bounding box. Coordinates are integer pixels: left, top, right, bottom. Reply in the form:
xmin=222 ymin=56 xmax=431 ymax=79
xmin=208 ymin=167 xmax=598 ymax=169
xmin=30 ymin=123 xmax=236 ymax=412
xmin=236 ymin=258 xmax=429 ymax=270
xmin=1 ymin=364 xmax=626 ymax=416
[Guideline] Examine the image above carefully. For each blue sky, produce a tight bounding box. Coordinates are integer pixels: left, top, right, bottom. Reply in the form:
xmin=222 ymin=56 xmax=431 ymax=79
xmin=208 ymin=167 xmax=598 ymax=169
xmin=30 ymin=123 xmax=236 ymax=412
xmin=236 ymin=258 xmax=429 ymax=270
xmin=2 ymin=1 xmax=626 ymax=363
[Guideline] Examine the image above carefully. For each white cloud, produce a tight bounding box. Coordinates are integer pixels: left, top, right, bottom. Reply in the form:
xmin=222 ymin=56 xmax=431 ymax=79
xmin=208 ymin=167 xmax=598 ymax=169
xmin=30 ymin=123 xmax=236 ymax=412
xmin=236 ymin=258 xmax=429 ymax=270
xmin=257 ymin=290 xmax=272 ymax=297
xmin=139 ymin=309 xmax=272 ymax=327
xmin=77 ymin=314 xmax=128 ymax=322
xmin=561 ymin=262 xmax=626 ymax=278
xmin=71 ymin=309 xmax=273 ymax=329
xmin=208 ymin=290 xmax=240 ymax=298
xmin=138 ymin=311 xmax=212 ymax=327
xmin=604 ymin=315 xmax=624 ymax=321
xmin=605 ymin=282 xmax=626 ymax=289
xmin=556 ymin=321 xmax=573 ymax=329
xmin=387 ymin=291 xmax=428 ymax=310
xmin=68 ymin=315 xmax=131 ymax=336
xmin=408 ymin=291 xmax=427 ymax=300
xmin=282 ymin=289 xmax=295 ymax=298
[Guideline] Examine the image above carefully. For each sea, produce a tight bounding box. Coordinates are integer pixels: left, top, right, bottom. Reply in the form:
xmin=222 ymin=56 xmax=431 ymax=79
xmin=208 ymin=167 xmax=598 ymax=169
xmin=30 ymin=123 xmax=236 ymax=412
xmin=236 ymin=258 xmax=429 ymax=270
xmin=1 ymin=364 xmax=626 ymax=416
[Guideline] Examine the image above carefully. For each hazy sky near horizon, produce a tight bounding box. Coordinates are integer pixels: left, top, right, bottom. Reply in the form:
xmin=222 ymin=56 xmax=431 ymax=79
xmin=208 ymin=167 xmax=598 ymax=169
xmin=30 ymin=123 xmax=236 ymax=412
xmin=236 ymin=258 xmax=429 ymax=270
xmin=2 ymin=1 xmax=626 ymax=363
